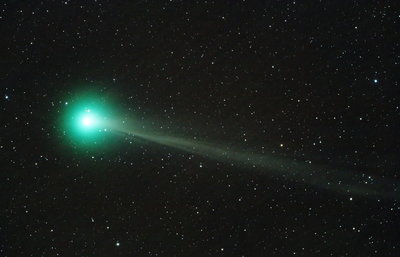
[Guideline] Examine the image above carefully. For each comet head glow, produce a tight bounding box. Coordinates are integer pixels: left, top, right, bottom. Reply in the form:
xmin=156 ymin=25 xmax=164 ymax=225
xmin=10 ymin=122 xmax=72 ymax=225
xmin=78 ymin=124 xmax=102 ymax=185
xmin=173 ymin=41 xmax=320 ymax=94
xmin=60 ymin=92 xmax=118 ymax=148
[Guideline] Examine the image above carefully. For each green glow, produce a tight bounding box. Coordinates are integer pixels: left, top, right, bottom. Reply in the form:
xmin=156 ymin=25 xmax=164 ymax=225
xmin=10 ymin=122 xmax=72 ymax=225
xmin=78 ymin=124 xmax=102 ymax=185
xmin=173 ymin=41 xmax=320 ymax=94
xmin=58 ymin=90 xmax=398 ymax=200
xmin=61 ymin=92 xmax=116 ymax=148
xmin=81 ymin=111 xmax=95 ymax=127
xmin=78 ymin=109 xmax=100 ymax=130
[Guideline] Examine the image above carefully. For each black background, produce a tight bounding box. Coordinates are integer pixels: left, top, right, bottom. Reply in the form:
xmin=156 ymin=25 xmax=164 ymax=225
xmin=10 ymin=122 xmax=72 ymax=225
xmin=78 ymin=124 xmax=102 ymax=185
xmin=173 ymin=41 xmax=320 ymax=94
xmin=1 ymin=1 xmax=400 ymax=256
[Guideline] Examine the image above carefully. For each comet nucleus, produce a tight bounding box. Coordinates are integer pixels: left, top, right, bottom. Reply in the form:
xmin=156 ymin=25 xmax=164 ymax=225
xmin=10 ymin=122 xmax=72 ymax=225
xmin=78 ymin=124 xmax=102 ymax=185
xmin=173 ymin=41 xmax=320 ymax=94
xmin=60 ymin=92 xmax=117 ymax=147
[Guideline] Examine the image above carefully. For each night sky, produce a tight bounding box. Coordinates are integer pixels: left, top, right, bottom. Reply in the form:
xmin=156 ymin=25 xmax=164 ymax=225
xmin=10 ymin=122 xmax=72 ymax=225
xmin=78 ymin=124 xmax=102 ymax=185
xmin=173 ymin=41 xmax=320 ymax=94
xmin=1 ymin=1 xmax=400 ymax=256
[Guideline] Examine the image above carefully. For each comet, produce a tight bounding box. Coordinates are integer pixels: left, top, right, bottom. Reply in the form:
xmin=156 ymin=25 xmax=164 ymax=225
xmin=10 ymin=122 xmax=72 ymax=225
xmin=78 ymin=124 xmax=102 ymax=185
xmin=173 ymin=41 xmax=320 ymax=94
xmin=61 ymin=93 xmax=399 ymax=201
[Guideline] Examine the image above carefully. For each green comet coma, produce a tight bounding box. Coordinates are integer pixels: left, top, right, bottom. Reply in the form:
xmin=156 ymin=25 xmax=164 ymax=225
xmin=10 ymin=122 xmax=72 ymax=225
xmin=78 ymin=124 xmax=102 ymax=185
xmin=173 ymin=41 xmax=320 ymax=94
xmin=61 ymin=93 xmax=116 ymax=147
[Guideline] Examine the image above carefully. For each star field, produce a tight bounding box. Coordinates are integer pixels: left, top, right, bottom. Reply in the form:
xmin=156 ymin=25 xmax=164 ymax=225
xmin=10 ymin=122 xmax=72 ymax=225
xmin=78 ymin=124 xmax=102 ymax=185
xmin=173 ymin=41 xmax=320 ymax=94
xmin=1 ymin=1 xmax=400 ymax=256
